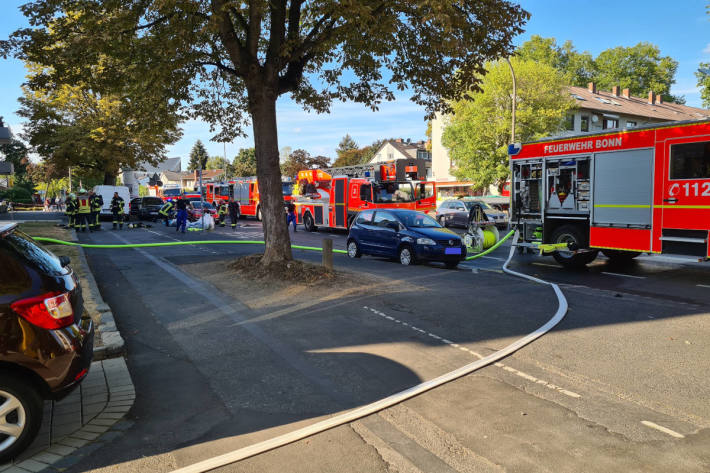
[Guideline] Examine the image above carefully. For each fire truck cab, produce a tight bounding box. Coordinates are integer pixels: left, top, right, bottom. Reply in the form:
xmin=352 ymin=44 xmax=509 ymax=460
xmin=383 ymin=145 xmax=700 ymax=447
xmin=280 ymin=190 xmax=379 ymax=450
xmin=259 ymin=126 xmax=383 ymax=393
xmin=510 ymin=119 xmax=710 ymax=267
xmin=294 ymin=160 xmax=436 ymax=231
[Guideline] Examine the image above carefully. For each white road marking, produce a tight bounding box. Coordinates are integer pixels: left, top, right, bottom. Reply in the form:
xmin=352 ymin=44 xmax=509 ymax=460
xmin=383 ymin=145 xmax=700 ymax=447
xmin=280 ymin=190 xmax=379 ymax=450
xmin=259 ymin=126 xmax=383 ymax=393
xmin=601 ymin=272 xmax=647 ymax=279
xmin=697 ymin=284 xmax=710 ymax=289
xmin=481 ymin=255 xmax=506 ymax=262
xmin=641 ymin=421 xmax=685 ymax=438
xmin=364 ymin=306 xmax=581 ymax=399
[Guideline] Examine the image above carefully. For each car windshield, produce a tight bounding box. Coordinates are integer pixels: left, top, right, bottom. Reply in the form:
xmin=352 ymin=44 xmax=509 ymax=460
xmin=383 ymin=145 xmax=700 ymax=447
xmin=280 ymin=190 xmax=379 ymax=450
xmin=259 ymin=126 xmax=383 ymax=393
xmin=398 ymin=211 xmax=441 ymax=228
xmin=163 ymin=188 xmax=181 ymax=197
xmin=144 ymin=197 xmax=162 ymax=205
xmin=463 ymin=200 xmax=491 ymax=210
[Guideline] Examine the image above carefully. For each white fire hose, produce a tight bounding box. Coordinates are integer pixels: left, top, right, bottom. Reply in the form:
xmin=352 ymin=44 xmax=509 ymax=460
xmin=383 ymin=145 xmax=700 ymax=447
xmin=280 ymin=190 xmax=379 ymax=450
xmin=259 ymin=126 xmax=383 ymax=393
xmin=172 ymin=230 xmax=568 ymax=473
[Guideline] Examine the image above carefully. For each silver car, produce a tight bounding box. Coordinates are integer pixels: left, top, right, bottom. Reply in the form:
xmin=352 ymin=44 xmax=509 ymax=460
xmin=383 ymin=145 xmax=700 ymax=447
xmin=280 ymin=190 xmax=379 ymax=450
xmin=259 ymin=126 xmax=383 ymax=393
xmin=436 ymin=199 xmax=507 ymax=228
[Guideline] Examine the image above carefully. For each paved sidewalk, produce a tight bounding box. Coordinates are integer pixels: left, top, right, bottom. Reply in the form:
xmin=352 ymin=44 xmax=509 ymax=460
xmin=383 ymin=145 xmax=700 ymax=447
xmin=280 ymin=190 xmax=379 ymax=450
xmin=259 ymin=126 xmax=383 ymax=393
xmin=0 ymin=358 xmax=134 ymax=473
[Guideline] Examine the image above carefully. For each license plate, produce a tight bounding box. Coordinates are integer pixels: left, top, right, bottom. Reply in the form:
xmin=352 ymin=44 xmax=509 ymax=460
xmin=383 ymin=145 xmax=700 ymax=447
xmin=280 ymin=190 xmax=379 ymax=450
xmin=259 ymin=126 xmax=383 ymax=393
xmin=445 ymin=248 xmax=461 ymax=255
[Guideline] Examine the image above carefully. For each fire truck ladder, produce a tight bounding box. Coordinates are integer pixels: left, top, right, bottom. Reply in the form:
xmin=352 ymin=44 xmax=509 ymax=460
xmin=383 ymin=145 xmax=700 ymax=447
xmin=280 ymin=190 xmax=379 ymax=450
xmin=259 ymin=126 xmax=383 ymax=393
xmin=323 ymin=163 xmax=378 ymax=179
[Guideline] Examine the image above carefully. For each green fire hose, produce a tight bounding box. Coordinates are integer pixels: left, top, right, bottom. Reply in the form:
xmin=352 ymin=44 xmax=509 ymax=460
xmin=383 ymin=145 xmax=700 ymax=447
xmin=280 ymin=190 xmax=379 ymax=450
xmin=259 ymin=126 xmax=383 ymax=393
xmin=34 ymin=229 xmax=515 ymax=261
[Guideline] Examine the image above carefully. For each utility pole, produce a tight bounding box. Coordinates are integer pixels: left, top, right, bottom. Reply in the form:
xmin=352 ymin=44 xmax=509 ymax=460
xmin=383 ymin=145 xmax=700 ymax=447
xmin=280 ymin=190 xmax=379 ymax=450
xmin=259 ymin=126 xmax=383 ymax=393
xmin=198 ymin=158 xmax=205 ymax=230
xmin=505 ymin=57 xmax=517 ymax=144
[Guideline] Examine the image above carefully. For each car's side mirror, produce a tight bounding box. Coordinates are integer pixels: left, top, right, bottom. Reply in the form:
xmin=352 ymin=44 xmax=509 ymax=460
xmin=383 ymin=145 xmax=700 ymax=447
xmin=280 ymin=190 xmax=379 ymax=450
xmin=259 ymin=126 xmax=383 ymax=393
xmin=387 ymin=222 xmax=400 ymax=231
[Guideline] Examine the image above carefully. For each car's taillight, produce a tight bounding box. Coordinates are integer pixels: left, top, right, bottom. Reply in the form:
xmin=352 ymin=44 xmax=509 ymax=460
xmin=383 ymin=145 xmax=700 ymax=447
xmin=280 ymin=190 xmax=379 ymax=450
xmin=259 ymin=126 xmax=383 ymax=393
xmin=11 ymin=292 xmax=75 ymax=329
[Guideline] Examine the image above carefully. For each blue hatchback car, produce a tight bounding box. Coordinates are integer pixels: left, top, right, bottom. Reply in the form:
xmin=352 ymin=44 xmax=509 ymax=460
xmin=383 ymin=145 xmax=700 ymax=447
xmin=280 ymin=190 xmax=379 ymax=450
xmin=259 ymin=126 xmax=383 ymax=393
xmin=347 ymin=209 xmax=467 ymax=268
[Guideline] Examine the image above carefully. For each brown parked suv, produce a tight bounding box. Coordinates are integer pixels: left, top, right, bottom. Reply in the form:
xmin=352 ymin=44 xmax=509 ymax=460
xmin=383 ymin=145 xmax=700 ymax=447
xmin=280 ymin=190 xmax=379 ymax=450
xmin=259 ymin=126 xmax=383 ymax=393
xmin=0 ymin=223 xmax=94 ymax=462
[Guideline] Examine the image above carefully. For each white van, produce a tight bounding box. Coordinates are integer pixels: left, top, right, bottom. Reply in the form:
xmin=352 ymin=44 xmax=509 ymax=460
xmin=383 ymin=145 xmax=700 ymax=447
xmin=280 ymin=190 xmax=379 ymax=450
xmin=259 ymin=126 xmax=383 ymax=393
xmin=92 ymin=185 xmax=130 ymax=219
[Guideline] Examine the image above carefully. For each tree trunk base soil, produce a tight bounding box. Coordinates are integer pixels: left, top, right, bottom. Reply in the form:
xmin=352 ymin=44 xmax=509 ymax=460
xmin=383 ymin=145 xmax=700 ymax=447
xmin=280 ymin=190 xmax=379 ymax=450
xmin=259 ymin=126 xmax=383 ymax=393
xmin=228 ymin=254 xmax=338 ymax=284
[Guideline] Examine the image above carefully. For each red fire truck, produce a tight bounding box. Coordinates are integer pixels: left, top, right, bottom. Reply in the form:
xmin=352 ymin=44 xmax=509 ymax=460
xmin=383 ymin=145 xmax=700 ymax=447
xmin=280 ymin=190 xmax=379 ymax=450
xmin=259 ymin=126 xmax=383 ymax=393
xmin=205 ymin=178 xmax=294 ymax=219
xmin=294 ymin=160 xmax=437 ymax=231
xmin=509 ymin=119 xmax=710 ymax=267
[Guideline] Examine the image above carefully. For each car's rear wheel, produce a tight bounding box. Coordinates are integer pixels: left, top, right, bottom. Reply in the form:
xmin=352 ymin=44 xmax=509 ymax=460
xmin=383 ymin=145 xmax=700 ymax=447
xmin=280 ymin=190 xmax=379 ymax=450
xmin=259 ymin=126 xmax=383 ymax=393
xmin=303 ymin=213 xmax=317 ymax=232
xmin=445 ymin=261 xmax=459 ymax=269
xmin=347 ymin=239 xmax=362 ymax=258
xmin=0 ymin=374 xmax=43 ymax=463
xmin=398 ymin=245 xmax=416 ymax=266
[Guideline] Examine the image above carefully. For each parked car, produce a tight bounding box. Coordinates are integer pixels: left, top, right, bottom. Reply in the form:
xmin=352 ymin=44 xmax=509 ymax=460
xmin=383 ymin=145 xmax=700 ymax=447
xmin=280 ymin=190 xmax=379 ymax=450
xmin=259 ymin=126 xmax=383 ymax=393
xmin=187 ymin=200 xmax=218 ymax=221
xmin=436 ymin=199 xmax=507 ymax=228
xmin=347 ymin=209 xmax=466 ymax=268
xmin=129 ymin=196 xmax=164 ymax=221
xmin=0 ymin=223 xmax=94 ymax=462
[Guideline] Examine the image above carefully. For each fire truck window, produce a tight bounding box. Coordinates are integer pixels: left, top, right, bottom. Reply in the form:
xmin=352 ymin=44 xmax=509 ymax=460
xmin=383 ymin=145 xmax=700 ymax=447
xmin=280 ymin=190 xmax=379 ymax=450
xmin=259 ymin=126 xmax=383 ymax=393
xmin=671 ymin=142 xmax=710 ymax=180
xmin=360 ymin=184 xmax=372 ymax=202
xmin=417 ymin=183 xmax=434 ymax=200
xmin=393 ymin=183 xmax=414 ymax=202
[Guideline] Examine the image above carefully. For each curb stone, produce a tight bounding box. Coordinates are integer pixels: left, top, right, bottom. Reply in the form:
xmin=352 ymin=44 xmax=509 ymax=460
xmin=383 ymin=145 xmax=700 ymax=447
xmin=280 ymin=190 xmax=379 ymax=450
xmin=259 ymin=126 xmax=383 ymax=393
xmin=74 ymin=239 xmax=126 ymax=361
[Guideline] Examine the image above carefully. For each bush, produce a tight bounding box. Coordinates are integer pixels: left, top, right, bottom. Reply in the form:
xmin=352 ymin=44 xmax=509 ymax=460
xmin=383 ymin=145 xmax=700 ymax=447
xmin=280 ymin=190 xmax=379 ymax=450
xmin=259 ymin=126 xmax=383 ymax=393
xmin=0 ymin=187 xmax=33 ymax=204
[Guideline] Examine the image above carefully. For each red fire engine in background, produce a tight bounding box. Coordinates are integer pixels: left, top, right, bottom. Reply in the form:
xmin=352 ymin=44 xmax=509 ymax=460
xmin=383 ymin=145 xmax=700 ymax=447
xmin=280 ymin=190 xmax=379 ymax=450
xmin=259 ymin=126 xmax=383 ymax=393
xmin=205 ymin=178 xmax=294 ymax=220
xmin=294 ymin=159 xmax=436 ymax=231
xmin=510 ymin=119 xmax=710 ymax=267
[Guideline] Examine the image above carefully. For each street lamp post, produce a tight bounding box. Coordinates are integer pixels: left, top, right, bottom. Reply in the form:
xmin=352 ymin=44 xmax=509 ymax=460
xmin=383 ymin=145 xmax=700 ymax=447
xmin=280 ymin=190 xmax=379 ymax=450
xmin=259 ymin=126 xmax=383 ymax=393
xmin=505 ymin=57 xmax=517 ymax=144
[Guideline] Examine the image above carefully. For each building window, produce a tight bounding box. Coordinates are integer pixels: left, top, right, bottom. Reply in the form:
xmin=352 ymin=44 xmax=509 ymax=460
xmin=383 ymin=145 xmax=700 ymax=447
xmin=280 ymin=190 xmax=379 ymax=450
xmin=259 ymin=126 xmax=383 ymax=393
xmin=670 ymin=142 xmax=710 ymax=180
xmin=564 ymin=114 xmax=575 ymax=131
xmin=626 ymin=121 xmax=637 ymax=128
xmin=387 ymin=152 xmax=394 ymax=160
xmin=580 ymin=115 xmax=590 ymax=132
xmin=416 ymin=149 xmax=432 ymax=160
xmin=603 ymin=118 xmax=619 ymax=129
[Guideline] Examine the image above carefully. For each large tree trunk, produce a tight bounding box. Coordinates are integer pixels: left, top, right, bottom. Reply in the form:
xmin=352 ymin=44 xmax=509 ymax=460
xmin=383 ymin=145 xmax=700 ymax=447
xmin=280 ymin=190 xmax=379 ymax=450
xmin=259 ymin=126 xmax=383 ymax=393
xmin=249 ymin=89 xmax=293 ymax=264
xmin=103 ymin=172 xmax=117 ymax=185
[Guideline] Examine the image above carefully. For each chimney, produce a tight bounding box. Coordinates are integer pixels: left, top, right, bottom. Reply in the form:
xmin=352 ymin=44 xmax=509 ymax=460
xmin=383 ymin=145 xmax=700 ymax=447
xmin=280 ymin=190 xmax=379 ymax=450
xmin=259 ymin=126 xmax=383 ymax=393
xmin=622 ymin=88 xmax=630 ymax=99
xmin=655 ymin=94 xmax=663 ymax=105
xmin=588 ymin=82 xmax=597 ymax=94
xmin=648 ymin=91 xmax=655 ymax=105
xmin=395 ymin=138 xmax=403 ymax=143
xmin=612 ymin=86 xmax=620 ymax=96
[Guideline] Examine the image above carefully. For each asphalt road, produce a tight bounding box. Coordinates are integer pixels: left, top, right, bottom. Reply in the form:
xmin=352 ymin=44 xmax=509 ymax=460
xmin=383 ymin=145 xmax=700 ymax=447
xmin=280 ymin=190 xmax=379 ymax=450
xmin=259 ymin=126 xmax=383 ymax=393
xmin=47 ymin=217 xmax=710 ymax=472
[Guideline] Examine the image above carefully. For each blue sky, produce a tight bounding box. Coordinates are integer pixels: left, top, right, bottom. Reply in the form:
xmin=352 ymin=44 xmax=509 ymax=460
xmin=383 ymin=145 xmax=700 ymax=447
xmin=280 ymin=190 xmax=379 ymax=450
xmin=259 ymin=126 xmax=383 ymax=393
xmin=1 ymin=0 xmax=709 ymax=169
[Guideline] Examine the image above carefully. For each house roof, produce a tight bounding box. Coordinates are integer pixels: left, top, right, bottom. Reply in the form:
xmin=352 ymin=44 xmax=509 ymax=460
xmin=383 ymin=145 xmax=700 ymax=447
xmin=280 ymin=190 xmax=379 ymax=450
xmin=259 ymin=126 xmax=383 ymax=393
xmin=377 ymin=139 xmax=429 ymax=160
xmin=198 ymin=169 xmax=225 ymax=180
xmin=568 ymin=85 xmax=710 ymax=122
xmin=161 ymin=170 xmax=192 ymax=181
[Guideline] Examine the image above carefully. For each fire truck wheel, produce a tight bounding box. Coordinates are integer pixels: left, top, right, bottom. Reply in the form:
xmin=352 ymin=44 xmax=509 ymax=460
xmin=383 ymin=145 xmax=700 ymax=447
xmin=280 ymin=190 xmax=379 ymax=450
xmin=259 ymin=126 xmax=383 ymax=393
xmin=602 ymin=249 xmax=641 ymax=262
xmin=398 ymin=245 xmax=417 ymax=266
xmin=303 ymin=213 xmax=317 ymax=232
xmin=550 ymin=225 xmax=598 ymax=268
xmin=347 ymin=239 xmax=362 ymax=258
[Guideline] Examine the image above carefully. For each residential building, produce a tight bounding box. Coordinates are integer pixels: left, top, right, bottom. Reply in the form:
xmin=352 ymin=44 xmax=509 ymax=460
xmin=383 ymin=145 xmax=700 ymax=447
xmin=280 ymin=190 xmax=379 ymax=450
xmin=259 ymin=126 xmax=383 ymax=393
xmin=431 ymin=83 xmax=710 ymax=199
xmin=159 ymin=169 xmax=225 ymax=192
xmin=562 ymin=83 xmax=710 ymax=135
xmin=369 ymin=139 xmax=432 ymax=178
xmin=122 ymin=157 xmax=183 ymax=197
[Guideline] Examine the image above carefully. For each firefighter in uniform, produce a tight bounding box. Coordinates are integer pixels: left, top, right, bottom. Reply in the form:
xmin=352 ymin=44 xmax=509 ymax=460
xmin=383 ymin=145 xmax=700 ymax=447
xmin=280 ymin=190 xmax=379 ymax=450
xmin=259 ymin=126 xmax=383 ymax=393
xmin=158 ymin=199 xmax=174 ymax=226
xmin=227 ymin=197 xmax=240 ymax=231
xmin=110 ymin=192 xmax=125 ymax=229
xmin=89 ymin=190 xmax=103 ymax=231
xmin=76 ymin=189 xmax=92 ymax=232
xmin=65 ymin=193 xmax=77 ymax=229
xmin=217 ymin=200 xmax=228 ymax=227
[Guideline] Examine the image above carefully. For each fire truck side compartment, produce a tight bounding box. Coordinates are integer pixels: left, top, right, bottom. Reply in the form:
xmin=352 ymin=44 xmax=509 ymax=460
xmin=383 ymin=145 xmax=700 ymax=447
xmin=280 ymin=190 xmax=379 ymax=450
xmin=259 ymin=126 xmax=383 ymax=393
xmin=592 ymin=149 xmax=654 ymax=227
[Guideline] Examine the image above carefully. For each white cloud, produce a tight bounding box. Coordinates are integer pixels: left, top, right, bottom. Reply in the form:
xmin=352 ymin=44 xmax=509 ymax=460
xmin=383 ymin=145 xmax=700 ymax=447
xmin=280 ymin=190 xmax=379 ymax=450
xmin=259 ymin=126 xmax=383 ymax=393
xmin=704 ymin=43 xmax=710 ymax=55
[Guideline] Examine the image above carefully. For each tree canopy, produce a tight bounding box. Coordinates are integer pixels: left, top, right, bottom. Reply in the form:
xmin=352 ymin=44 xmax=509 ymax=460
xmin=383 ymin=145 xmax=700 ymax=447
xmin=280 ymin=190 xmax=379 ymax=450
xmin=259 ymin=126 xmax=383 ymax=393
xmin=517 ymin=36 xmax=682 ymax=103
xmin=6 ymin=0 xmax=529 ymax=263
xmin=188 ymin=140 xmax=209 ymax=171
xmin=696 ymin=63 xmax=710 ymax=108
xmin=16 ymin=64 xmax=181 ymax=184
xmin=335 ymin=134 xmax=358 ymax=158
xmin=442 ymin=58 xmax=574 ymax=190
xmin=232 ymin=147 xmax=257 ymax=177
xmin=331 ymin=138 xmax=390 ymax=167
xmin=281 ymin=149 xmax=329 ymax=179
xmin=206 ymin=155 xmax=228 ymax=170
